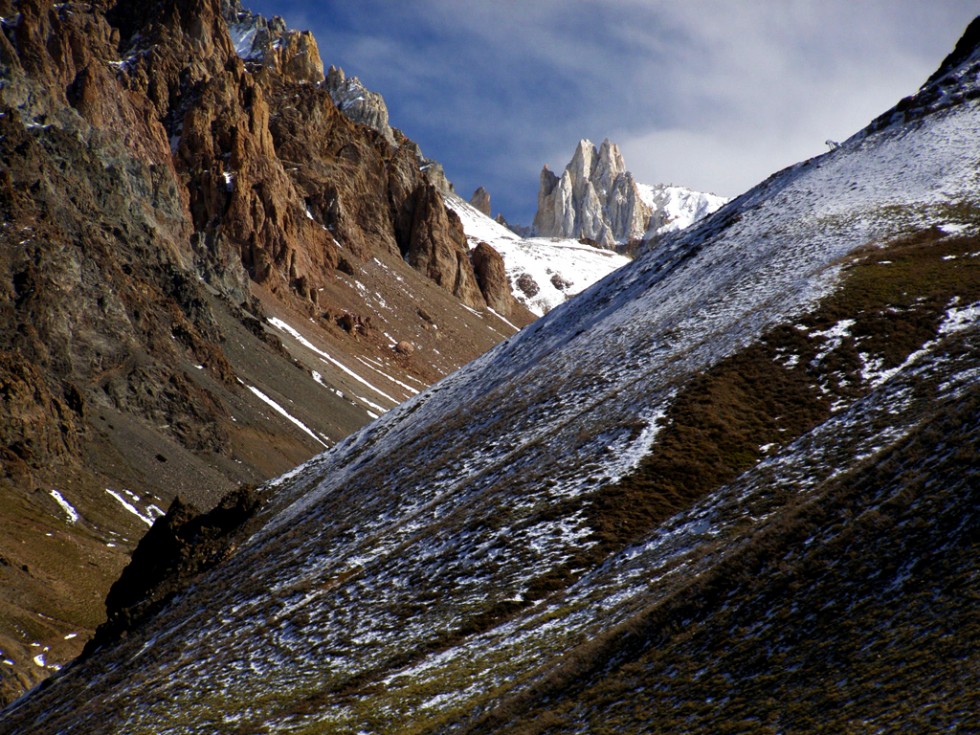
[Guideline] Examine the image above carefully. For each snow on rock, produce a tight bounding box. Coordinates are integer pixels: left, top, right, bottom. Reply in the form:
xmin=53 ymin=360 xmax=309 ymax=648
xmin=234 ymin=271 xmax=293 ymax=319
xmin=49 ymin=489 xmax=80 ymax=524
xmin=227 ymin=23 xmax=261 ymax=61
xmin=246 ymin=385 xmax=329 ymax=449
xmin=267 ymin=316 xmax=400 ymax=407
xmin=638 ymin=183 xmax=729 ymax=237
xmin=104 ymin=489 xmax=165 ymax=528
xmin=446 ymin=195 xmax=629 ymax=315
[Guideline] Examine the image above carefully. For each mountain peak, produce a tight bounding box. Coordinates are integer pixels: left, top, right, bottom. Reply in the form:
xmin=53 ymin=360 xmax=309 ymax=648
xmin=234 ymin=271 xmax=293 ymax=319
xmin=532 ymin=138 xmax=723 ymax=246
xmin=323 ymin=64 xmax=394 ymax=143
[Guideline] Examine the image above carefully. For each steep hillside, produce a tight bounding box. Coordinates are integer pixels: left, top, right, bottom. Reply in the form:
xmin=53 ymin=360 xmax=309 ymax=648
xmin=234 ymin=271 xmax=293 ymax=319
xmin=3 ymin=12 xmax=979 ymax=735
xmin=0 ymin=0 xmax=529 ymax=702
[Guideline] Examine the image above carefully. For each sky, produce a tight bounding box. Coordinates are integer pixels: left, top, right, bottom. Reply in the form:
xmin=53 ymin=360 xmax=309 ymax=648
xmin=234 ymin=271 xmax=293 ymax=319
xmin=248 ymin=1 xmax=978 ymax=225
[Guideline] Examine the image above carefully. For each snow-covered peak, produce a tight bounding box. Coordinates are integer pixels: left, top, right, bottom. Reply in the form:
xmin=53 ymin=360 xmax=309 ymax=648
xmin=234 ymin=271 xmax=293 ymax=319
xmin=638 ymin=183 xmax=729 ymax=238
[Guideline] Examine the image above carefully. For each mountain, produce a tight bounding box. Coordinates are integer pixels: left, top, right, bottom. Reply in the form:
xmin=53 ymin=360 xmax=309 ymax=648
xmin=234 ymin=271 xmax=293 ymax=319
xmin=448 ymin=193 xmax=630 ymax=316
xmin=4 ymin=13 xmax=978 ymax=734
xmin=637 ymin=182 xmax=730 ymax=239
xmin=314 ymin=78 xmax=631 ymax=316
xmin=533 ymin=137 xmax=727 ymax=247
xmin=0 ymin=0 xmax=535 ymax=703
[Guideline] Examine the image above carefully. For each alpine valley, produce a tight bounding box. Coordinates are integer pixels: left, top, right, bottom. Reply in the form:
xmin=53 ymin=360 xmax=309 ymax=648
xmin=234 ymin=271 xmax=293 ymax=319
xmin=1 ymin=2 xmax=979 ymax=734
xmin=0 ymin=0 xmax=714 ymax=704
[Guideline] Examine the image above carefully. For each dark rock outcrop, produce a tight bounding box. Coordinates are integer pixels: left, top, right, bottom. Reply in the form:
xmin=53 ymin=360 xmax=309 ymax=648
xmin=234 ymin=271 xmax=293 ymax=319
xmin=470 ymin=241 xmax=519 ymax=316
xmin=85 ymin=485 xmax=262 ymax=655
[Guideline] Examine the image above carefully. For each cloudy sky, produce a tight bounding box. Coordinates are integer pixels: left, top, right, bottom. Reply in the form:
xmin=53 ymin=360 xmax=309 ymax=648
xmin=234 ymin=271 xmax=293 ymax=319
xmin=249 ymin=1 xmax=977 ymax=225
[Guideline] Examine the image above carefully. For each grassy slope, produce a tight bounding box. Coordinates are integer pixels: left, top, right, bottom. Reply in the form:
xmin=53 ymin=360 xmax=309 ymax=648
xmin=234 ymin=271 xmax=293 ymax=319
xmin=473 ymin=372 xmax=978 ymax=735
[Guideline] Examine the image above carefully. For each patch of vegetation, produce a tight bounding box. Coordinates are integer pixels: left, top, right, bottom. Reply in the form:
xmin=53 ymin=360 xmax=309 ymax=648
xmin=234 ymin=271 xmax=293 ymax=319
xmin=581 ymin=227 xmax=980 ymax=560
xmin=462 ymin=373 xmax=980 ymax=735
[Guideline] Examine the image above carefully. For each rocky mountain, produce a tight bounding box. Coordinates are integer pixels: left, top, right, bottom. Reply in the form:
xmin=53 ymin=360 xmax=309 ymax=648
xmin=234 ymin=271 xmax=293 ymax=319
xmin=0 ymin=0 xmax=535 ymax=703
xmin=4 ymin=13 xmax=978 ymax=735
xmin=533 ymin=137 xmax=726 ymax=247
xmin=313 ymin=69 xmax=632 ymax=314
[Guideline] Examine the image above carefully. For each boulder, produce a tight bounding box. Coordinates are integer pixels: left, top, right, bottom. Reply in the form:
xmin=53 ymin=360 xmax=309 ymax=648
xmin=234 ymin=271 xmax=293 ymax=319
xmin=470 ymin=241 xmax=519 ymax=316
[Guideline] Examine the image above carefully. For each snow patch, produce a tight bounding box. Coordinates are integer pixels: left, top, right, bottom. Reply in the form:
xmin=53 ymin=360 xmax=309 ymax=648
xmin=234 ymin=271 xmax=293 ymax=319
xmin=446 ymin=196 xmax=629 ymax=316
xmin=105 ymin=489 xmax=164 ymax=527
xmin=268 ymin=317 xmax=398 ymax=408
xmin=247 ymin=385 xmax=328 ymax=449
xmin=49 ymin=489 xmax=79 ymax=524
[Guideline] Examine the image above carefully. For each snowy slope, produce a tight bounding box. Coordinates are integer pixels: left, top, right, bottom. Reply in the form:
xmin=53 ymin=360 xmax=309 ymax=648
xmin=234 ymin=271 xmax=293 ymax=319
xmin=5 ymin=23 xmax=980 ymax=735
xmin=637 ymin=182 xmax=729 ymax=237
xmin=446 ymin=194 xmax=630 ymax=315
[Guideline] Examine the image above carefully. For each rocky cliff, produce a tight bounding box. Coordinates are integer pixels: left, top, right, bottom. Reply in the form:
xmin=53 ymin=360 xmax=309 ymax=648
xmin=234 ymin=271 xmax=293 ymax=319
xmin=469 ymin=186 xmax=491 ymax=216
xmin=533 ymin=138 xmax=651 ymax=246
xmin=533 ymin=138 xmax=726 ymax=247
xmin=323 ymin=64 xmax=394 ymax=144
xmin=0 ymin=0 xmax=531 ymax=703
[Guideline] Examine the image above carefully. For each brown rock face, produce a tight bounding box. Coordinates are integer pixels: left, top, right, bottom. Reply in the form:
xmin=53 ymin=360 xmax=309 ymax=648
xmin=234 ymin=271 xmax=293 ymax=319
xmin=0 ymin=0 xmax=529 ymax=703
xmin=0 ymin=354 xmax=81 ymax=481
xmin=222 ymin=0 xmax=324 ymax=84
xmin=470 ymin=241 xmax=519 ymax=317
xmin=470 ymin=186 xmax=491 ymax=216
xmin=404 ymin=184 xmax=486 ymax=308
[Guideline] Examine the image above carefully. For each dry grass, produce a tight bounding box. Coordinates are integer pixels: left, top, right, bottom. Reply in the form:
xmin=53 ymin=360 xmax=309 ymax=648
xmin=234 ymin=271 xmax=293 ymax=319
xmin=581 ymin=228 xmax=980 ymax=560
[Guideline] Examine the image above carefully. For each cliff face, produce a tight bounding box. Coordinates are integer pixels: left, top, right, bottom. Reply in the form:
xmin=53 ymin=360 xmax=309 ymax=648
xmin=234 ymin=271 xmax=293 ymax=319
xmin=0 ymin=0 xmax=528 ymax=703
xmin=533 ymin=138 xmax=651 ymax=246
xmin=532 ymin=138 xmax=727 ymax=248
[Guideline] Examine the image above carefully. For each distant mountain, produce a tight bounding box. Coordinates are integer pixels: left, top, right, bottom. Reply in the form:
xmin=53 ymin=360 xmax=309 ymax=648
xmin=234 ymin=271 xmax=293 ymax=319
xmin=637 ymin=182 xmax=729 ymax=239
xmin=447 ymin=194 xmax=630 ymax=316
xmin=0 ymin=0 xmax=531 ymax=702
xmin=5 ymin=12 xmax=978 ymax=735
xmin=313 ymin=75 xmax=632 ymax=316
xmin=533 ymin=137 xmax=727 ymax=247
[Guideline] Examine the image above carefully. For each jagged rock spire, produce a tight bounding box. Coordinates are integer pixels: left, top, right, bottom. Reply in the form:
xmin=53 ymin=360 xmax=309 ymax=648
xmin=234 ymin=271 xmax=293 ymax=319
xmin=324 ymin=65 xmax=395 ymax=144
xmin=532 ymin=138 xmax=651 ymax=246
xmin=470 ymin=186 xmax=492 ymax=216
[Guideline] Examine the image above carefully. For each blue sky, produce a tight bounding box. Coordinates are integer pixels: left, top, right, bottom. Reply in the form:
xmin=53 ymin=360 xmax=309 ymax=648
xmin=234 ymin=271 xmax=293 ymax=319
xmin=247 ymin=1 xmax=978 ymax=225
